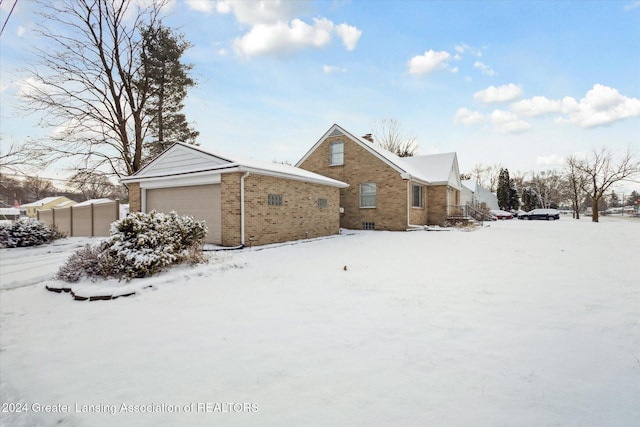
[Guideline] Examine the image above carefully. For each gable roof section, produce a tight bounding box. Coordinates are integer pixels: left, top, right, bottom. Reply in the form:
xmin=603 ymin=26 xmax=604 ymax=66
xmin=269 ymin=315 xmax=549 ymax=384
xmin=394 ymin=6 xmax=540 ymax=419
xmin=122 ymin=143 xmax=347 ymax=188
xmin=296 ymin=123 xmax=410 ymax=176
xmin=403 ymin=152 xmax=462 ymax=189
xmin=297 ymin=123 xmax=461 ymax=188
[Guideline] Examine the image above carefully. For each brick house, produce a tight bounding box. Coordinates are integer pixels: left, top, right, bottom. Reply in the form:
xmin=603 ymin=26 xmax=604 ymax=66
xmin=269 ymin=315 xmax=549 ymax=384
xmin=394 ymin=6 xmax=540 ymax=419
xmin=296 ymin=124 xmax=462 ymax=230
xmin=121 ymin=143 xmax=348 ymax=247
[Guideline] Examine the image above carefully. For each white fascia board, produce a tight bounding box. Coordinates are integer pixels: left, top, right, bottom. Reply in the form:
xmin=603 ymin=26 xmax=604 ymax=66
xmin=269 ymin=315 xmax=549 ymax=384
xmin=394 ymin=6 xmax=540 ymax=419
xmin=237 ymin=166 xmax=349 ymax=188
xmin=401 ymin=173 xmax=431 ymax=186
xmin=134 ymin=170 xmax=228 ymax=189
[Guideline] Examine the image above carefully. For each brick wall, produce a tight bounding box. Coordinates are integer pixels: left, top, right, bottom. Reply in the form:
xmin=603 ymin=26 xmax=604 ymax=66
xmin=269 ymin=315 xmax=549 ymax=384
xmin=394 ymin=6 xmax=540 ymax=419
xmin=221 ymin=172 xmax=341 ymax=247
xmin=299 ymin=135 xmax=409 ymax=231
xmin=409 ymin=182 xmax=429 ymax=225
xmin=426 ymin=185 xmax=460 ymax=225
xmin=221 ymin=173 xmax=242 ymax=246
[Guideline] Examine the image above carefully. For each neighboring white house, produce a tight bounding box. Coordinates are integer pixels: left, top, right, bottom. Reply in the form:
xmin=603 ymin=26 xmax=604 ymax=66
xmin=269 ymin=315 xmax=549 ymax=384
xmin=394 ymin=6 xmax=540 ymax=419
xmin=461 ymin=180 xmax=499 ymax=210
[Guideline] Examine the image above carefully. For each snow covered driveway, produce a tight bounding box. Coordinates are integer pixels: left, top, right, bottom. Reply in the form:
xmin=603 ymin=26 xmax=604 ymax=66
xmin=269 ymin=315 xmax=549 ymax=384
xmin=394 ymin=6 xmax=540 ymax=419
xmin=1 ymin=218 xmax=638 ymax=426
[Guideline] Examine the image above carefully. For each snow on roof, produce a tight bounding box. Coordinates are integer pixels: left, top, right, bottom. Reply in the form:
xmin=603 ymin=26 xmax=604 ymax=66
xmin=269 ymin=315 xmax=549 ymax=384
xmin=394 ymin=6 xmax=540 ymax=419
xmin=124 ymin=143 xmax=348 ymax=188
xmin=20 ymin=196 xmax=69 ymax=208
xmin=461 ymin=179 xmax=477 ymax=192
xmin=403 ymin=152 xmax=458 ymax=185
xmin=74 ymin=198 xmax=114 ymax=207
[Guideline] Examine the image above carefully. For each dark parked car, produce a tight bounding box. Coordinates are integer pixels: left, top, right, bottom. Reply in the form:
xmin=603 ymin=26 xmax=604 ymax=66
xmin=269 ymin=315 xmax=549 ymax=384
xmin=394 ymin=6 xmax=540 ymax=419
xmin=518 ymin=208 xmax=560 ymax=220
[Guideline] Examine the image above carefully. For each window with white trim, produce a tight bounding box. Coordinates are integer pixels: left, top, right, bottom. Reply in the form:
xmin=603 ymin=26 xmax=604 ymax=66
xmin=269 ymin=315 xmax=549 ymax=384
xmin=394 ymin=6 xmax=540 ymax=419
xmin=412 ymin=184 xmax=424 ymax=208
xmin=329 ymin=142 xmax=344 ymax=166
xmin=360 ymin=183 xmax=376 ymax=208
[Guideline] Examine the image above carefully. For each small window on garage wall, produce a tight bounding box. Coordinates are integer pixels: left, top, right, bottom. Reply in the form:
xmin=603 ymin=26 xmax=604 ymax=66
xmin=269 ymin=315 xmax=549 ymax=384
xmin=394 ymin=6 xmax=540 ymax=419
xmin=318 ymin=198 xmax=328 ymax=208
xmin=268 ymin=194 xmax=282 ymax=206
xmin=412 ymin=184 xmax=424 ymax=208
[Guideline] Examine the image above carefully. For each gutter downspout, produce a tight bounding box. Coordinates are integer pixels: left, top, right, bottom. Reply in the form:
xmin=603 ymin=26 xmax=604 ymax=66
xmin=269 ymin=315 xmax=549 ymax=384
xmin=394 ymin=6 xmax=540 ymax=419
xmin=240 ymin=172 xmax=250 ymax=246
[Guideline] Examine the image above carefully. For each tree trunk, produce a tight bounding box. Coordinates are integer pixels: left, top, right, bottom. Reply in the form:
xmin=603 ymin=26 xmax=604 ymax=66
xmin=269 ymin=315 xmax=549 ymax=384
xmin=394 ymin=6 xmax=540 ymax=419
xmin=592 ymin=198 xmax=599 ymax=222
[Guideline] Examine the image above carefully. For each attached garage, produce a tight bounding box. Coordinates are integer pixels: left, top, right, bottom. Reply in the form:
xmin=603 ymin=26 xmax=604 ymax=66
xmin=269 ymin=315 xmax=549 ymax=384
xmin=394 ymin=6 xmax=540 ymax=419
xmin=122 ymin=143 xmax=348 ymax=247
xmin=146 ymin=184 xmax=222 ymax=244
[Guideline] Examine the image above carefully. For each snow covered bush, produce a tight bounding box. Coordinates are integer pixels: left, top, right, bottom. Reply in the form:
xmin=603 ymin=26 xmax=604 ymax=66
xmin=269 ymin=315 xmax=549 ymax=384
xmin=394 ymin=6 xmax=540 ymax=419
xmin=55 ymin=243 xmax=104 ymax=282
xmin=56 ymin=211 xmax=207 ymax=282
xmin=0 ymin=217 xmax=66 ymax=248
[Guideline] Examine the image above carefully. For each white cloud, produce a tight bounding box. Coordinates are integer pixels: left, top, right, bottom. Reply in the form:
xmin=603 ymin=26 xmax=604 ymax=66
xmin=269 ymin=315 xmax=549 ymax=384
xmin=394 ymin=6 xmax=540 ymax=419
xmin=408 ymin=50 xmax=452 ymax=76
xmin=489 ymin=110 xmax=531 ymax=134
xmin=213 ymin=1 xmax=361 ymax=57
xmin=514 ymin=84 xmax=640 ymax=128
xmin=335 ymin=23 xmax=362 ymax=51
xmin=454 ymin=107 xmax=530 ymax=134
xmin=323 ymin=65 xmax=347 ymax=74
xmin=213 ymin=0 xmax=308 ymax=24
xmin=234 ymin=18 xmax=335 ymax=57
xmin=565 ymin=84 xmax=640 ymax=127
xmin=186 ymin=0 xmax=216 ymax=13
xmin=624 ymin=1 xmax=640 ymax=11
xmin=474 ymin=84 xmax=523 ymax=103
xmin=454 ymin=108 xmax=485 ymax=125
xmin=454 ymin=43 xmax=469 ymax=54
xmin=473 ymin=61 xmax=496 ymax=76
xmin=511 ymin=96 xmax=568 ymax=116
xmin=17 ymin=26 xmax=26 ymax=37
xmin=454 ymin=42 xmax=481 ymax=57
xmin=536 ymin=154 xmax=565 ymax=166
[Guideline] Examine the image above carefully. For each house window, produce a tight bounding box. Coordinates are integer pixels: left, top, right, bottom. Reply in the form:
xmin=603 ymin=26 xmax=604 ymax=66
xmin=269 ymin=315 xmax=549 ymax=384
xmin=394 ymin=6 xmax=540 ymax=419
xmin=318 ymin=198 xmax=328 ymax=208
xmin=360 ymin=183 xmax=376 ymax=208
xmin=412 ymin=184 xmax=424 ymax=208
xmin=362 ymin=222 xmax=375 ymax=230
xmin=268 ymin=194 xmax=282 ymax=206
xmin=329 ymin=142 xmax=344 ymax=166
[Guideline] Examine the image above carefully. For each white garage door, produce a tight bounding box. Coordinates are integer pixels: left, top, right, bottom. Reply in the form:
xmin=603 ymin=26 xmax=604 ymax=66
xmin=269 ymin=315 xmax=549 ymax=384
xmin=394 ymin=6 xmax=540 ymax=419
xmin=146 ymin=184 xmax=221 ymax=244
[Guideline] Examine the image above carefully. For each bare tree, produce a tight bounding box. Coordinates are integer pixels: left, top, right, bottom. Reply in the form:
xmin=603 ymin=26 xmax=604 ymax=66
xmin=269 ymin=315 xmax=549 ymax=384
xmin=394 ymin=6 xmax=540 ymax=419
xmin=468 ymin=163 xmax=503 ymax=192
xmin=526 ymin=170 xmax=565 ymax=209
xmin=0 ymin=139 xmax=49 ymax=175
xmin=19 ymin=0 xmax=166 ymax=179
xmin=371 ymin=119 xmax=418 ymax=157
xmin=69 ymin=169 xmax=123 ymax=200
xmin=565 ymin=155 xmax=589 ymax=219
xmin=0 ymin=140 xmax=26 ymax=175
xmin=574 ymin=148 xmax=640 ymax=222
xmin=22 ymin=176 xmax=56 ymax=200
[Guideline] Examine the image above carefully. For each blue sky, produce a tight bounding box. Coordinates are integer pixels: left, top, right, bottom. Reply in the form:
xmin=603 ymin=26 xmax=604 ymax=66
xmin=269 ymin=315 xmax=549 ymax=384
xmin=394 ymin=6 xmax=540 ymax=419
xmin=1 ymin=0 xmax=639 ymax=185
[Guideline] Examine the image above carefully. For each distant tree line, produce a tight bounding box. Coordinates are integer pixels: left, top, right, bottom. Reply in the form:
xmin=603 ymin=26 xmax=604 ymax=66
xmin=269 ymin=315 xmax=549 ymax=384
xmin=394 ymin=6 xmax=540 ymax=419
xmin=463 ymin=148 xmax=640 ymax=222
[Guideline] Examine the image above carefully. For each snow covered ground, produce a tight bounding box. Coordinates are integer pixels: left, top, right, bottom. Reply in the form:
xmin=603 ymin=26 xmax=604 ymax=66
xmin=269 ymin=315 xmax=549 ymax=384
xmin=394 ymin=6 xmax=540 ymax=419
xmin=1 ymin=217 xmax=638 ymax=426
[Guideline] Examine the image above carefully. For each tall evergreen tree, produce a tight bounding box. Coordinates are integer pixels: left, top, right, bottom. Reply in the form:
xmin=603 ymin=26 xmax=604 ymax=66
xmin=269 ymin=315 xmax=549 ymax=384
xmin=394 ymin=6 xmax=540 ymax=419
xmin=508 ymin=179 xmax=520 ymax=210
xmin=626 ymin=190 xmax=640 ymax=207
xmin=521 ymin=187 xmax=540 ymax=212
xmin=496 ymin=168 xmax=511 ymax=210
xmin=139 ymin=24 xmax=199 ymax=160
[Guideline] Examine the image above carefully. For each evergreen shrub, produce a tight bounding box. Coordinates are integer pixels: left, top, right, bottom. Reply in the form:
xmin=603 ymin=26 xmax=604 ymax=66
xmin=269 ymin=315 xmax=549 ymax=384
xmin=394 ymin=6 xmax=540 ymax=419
xmin=0 ymin=218 xmax=66 ymax=248
xmin=56 ymin=211 xmax=207 ymax=282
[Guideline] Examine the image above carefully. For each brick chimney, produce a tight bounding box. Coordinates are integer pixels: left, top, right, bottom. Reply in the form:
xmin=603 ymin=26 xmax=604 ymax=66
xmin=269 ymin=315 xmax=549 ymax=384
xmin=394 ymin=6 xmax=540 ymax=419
xmin=362 ymin=133 xmax=374 ymax=143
